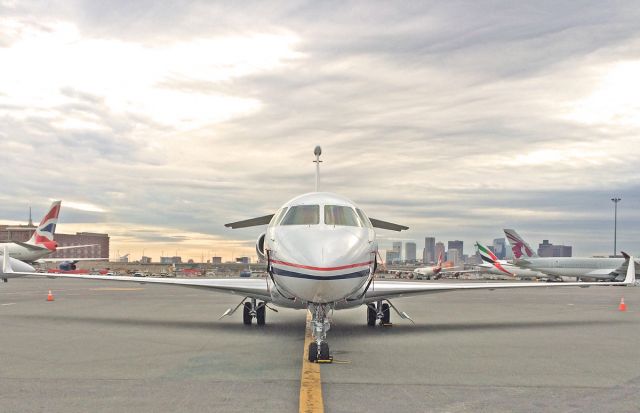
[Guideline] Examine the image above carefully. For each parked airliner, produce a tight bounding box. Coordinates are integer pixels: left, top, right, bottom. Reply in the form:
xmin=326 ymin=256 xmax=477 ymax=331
xmin=2 ymin=148 xmax=636 ymax=362
xmin=505 ymin=229 xmax=637 ymax=281
xmin=476 ymin=242 xmax=547 ymax=279
xmin=1 ymin=201 xmax=100 ymax=264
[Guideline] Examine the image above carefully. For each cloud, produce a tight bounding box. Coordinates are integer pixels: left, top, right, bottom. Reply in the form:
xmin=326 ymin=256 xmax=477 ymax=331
xmin=1 ymin=1 xmax=639 ymax=260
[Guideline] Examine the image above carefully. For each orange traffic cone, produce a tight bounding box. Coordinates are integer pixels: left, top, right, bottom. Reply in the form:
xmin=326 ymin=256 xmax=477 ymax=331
xmin=47 ymin=290 xmax=54 ymax=302
xmin=618 ymin=297 xmax=626 ymax=312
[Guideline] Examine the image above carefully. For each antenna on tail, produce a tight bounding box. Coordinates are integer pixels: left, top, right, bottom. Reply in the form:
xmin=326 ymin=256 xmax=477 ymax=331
xmin=313 ymin=146 xmax=322 ymax=192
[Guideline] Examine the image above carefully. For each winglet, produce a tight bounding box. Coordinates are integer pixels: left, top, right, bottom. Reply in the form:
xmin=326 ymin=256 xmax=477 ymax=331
xmin=2 ymin=246 xmax=13 ymax=274
xmin=623 ymin=253 xmax=635 ymax=285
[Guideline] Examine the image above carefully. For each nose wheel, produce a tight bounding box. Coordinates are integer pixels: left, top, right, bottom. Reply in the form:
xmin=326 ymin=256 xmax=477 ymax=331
xmin=307 ymin=303 xmax=333 ymax=363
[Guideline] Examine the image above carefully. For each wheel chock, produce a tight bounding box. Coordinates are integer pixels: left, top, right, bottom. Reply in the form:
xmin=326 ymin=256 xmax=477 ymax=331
xmin=382 ymin=322 xmax=393 ymax=327
xmin=317 ymin=356 xmax=333 ymax=364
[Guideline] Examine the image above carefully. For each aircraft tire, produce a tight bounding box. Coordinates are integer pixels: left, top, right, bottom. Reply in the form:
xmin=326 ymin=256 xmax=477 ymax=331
xmin=256 ymin=303 xmax=266 ymax=325
xmin=381 ymin=303 xmax=390 ymax=324
xmin=367 ymin=305 xmax=376 ymax=326
xmin=308 ymin=342 xmax=318 ymax=362
xmin=319 ymin=342 xmax=330 ymax=360
xmin=243 ymin=302 xmax=252 ymax=325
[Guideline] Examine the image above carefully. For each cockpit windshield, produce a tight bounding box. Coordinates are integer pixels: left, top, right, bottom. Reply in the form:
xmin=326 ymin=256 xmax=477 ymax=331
xmin=280 ymin=205 xmax=319 ymax=226
xmin=324 ymin=205 xmax=362 ymax=227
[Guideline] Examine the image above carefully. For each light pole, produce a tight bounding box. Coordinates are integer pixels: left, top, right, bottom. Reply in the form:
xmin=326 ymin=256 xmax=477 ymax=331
xmin=611 ymin=197 xmax=621 ymax=257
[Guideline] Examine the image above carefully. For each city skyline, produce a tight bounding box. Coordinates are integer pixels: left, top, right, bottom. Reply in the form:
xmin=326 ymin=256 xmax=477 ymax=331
xmin=1 ymin=2 xmax=639 ymax=260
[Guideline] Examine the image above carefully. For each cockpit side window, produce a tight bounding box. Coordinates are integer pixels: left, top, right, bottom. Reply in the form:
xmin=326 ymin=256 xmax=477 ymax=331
xmin=280 ymin=205 xmax=319 ymax=226
xmin=269 ymin=207 xmax=288 ymax=226
xmin=324 ymin=205 xmax=362 ymax=227
xmin=355 ymin=208 xmax=372 ymax=228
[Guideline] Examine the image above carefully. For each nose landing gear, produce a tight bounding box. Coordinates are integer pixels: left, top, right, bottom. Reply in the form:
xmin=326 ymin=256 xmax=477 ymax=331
xmin=307 ymin=303 xmax=333 ymax=363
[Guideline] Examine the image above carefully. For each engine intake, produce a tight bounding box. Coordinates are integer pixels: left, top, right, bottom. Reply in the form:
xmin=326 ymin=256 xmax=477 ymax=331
xmin=255 ymin=233 xmax=266 ymax=262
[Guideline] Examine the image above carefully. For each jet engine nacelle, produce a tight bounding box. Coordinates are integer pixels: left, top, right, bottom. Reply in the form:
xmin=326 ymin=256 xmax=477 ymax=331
xmin=255 ymin=233 xmax=266 ymax=262
xmin=59 ymin=261 xmax=77 ymax=271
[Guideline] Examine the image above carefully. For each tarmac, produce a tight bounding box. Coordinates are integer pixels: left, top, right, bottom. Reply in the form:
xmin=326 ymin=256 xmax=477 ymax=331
xmin=1 ymin=277 xmax=639 ymax=413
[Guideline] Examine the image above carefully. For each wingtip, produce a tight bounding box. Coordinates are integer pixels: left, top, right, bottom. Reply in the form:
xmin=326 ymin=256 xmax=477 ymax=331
xmin=624 ymin=255 xmax=636 ymax=284
xmin=1 ymin=246 xmax=13 ymax=274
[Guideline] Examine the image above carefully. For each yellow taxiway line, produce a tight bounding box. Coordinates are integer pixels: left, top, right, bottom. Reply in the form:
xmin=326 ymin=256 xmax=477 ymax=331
xmin=299 ymin=311 xmax=324 ymax=413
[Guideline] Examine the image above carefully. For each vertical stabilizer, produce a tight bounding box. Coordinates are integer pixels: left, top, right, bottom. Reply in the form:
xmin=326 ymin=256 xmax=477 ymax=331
xmin=503 ymin=229 xmax=538 ymax=259
xmin=477 ymin=241 xmax=514 ymax=276
xmin=27 ymin=201 xmax=61 ymax=246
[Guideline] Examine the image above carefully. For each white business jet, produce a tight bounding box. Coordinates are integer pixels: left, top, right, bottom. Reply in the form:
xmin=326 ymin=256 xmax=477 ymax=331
xmin=1 ymin=147 xmax=636 ymax=363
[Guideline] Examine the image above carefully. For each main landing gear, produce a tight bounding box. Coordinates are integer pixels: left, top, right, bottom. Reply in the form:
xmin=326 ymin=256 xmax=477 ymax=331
xmin=242 ymin=298 xmax=266 ymax=326
xmin=367 ymin=300 xmax=391 ymax=326
xmin=307 ymin=303 xmax=332 ymax=363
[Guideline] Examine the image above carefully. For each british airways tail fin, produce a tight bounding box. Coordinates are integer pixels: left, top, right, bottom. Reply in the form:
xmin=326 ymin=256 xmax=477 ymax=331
xmin=27 ymin=201 xmax=61 ymax=247
xmin=503 ymin=229 xmax=538 ymax=259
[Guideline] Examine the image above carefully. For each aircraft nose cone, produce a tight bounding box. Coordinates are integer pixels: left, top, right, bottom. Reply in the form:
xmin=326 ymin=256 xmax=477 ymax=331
xmin=274 ymin=227 xmax=370 ymax=268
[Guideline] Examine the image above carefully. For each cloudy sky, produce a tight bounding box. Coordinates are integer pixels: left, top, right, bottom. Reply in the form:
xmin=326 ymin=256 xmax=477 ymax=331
xmin=1 ymin=1 xmax=639 ymax=261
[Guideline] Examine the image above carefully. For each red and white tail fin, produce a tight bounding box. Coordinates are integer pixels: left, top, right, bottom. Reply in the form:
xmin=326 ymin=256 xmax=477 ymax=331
xmin=503 ymin=229 xmax=538 ymax=259
xmin=436 ymin=251 xmax=443 ymax=269
xmin=27 ymin=201 xmax=61 ymax=249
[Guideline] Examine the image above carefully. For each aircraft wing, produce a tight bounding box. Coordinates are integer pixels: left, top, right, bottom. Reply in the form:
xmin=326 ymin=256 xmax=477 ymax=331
xmin=1 ymin=250 xmax=271 ymax=301
xmin=611 ymin=251 xmax=639 ymax=278
xmin=364 ymin=256 xmax=636 ymax=302
xmin=224 ymin=214 xmax=274 ymax=229
xmin=55 ymin=244 xmax=99 ymax=250
xmin=368 ymin=218 xmax=409 ymax=231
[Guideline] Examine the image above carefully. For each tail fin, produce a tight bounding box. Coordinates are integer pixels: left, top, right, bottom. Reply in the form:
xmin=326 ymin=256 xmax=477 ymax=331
xmin=436 ymin=251 xmax=443 ymax=268
xmin=476 ymin=241 xmax=514 ymax=276
xmin=503 ymin=229 xmax=538 ymax=259
xmin=27 ymin=201 xmax=61 ymax=246
xmin=476 ymin=242 xmax=499 ymax=264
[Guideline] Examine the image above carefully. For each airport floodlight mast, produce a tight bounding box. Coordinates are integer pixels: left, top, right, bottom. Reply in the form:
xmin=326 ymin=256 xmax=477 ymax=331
xmin=313 ymin=145 xmax=322 ymax=192
xmin=611 ymin=197 xmax=621 ymax=257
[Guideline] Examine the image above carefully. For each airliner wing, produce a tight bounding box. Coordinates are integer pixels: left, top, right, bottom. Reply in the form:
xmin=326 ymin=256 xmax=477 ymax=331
xmin=364 ymin=256 xmax=636 ymax=302
xmin=368 ymin=218 xmax=409 ymax=231
xmin=224 ymin=214 xmax=274 ymax=229
xmin=55 ymin=244 xmax=100 ymax=250
xmin=36 ymin=258 xmax=109 ymax=263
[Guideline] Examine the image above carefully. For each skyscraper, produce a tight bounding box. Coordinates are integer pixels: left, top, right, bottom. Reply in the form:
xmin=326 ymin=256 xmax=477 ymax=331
xmin=492 ymin=238 xmax=506 ymax=259
xmin=448 ymin=248 xmax=461 ymax=266
xmin=435 ymin=242 xmax=445 ymax=262
xmin=385 ymin=250 xmax=401 ymax=264
xmin=392 ymin=241 xmax=402 ymax=260
xmin=423 ymin=237 xmax=435 ymax=264
xmin=448 ymin=240 xmax=464 ymax=256
xmin=405 ymin=242 xmax=417 ymax=262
